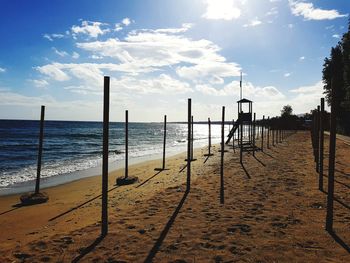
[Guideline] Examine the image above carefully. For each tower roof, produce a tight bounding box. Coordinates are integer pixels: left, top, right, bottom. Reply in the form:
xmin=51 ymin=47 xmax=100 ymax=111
xmin=237 ymin=98 xmax=252 ymax=103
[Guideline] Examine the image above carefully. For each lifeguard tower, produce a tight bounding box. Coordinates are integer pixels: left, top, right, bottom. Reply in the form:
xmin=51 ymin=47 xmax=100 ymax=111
xmin=226 ymin=98 xmax=258 ymax=162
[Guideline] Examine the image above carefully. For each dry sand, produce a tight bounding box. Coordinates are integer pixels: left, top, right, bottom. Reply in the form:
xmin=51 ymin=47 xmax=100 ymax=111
xmin=0 ymin=131 xmax=349 ymax=262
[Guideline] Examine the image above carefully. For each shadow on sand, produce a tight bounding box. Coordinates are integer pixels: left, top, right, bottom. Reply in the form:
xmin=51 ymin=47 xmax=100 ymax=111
xmin=0 ymin=203 xmax=24 ymax=216
xmin=253 ymin=155 xmax=266 ymax=167
xmin=71 ymin=234 xmax=105 ymax=263
xmin=240 ymin=162 xmax=251 ymax=179
xmin=136 ymin=171 xmax=163 ymax=188
xmin=144 ymin=190 xmax=189 ymax=262
xmin=49 ymin=186 xmax=119 ymax=222
xmin=328 ymin=230 xmax=350 ymax=254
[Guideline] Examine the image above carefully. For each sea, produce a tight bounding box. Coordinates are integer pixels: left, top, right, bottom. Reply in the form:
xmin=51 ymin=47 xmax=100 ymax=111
xmin=0 ymin=120 xmax=230 ymax=195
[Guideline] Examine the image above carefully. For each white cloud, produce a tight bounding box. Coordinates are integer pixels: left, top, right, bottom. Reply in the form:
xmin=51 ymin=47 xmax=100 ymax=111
xmin=72 ymin=52 xmax=80 ymax=59
xmin=289 ymin=1 xmax=348 ymax=20
xmin=202 ymin=0 xmax=241 ymax=20
xmin=332 ymin=34 xmax=340 ymax=39
xmin=115 ymin=23 xmax=123 ymax=32
xmin=29 ymin=79 xmax=49 ymax=88
xmin=289 ymin=80 xmax=323 ymax=94
xmin=122 ymin=18 xmax=131 ymax=26
xmin=0 ymin=67 xmax=6 ymax=73
xmin=284 ymin=72 xmax=291 ymax=77
xmin=288 ymin=23 xmax=294 ymax=29
xmin=154 ymin=23 xmax=193 ymax=34
xmin=71 ymin=20 xmax=110 ymax=38
xmin=299 ymin=56 xmax=305 ymax=61
xmin=36 ymin=63 xmax=71 ymax=81
xmin=76 ymin=27 xmax=241 ymax=80
xmin=43 ymin=33 xmax=65 ymax=41
xmin=196 ymin=81 xmax=285 ymax=101
xmin=52 ymin=47 xmax=69 ymax=57
xmin=243 ymin=18 xmax=262 ymax=27
xmin=266 ymin=7 xmax=278 ymax=17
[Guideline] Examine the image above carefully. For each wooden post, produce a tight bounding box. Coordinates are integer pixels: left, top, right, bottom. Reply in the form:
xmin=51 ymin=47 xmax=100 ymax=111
xmin=253 ymin=113 xmax=256 ymax=156
xmin=125 ymin=110 xmax=129 ymax=179
xmin=267 ymin=117 xmax=270 ymax=149
xmin=232 ymin=119 xmax=235 ymax=152
xmin=315 ymin=106 xmax=320 ymax=172
xmin=326 ymin=81 xmax=337 ymax=232
xmin=162 ymin=115 xmax=167 ymax=169
xmin=187 ymin=99 xmax=191 ymax=192
xmin=240 ymin=115 xmax=243 ymax=163
xmin=102 ymin=76 xmax=110 ymax=236
xmin=319 ymin=98 xmax=324 ymax=191
xmin=261 ymin=115 xmax=264 ymax=151
xmin=192 ymin=116 xmax=194 ymax=160
xmin=35 ymin=105 xmax=45 ymax=194
xmin=204 ymin=117 xmax=213 ymax=157
xmin=220 ymin=106 xmax=225 ymax=204
xmin=272 ymin=127 xmax=275 ymax=146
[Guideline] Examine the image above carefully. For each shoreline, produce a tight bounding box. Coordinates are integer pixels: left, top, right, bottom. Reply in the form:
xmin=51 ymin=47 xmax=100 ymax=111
xmin=0 ymin=142 xmax=213 ymax=196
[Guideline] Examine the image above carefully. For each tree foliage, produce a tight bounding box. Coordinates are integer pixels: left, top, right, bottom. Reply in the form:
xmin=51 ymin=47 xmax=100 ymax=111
xmin=322 ymin=20 xmax=350 ymax=135
xmin=281 ymin=105 xmax=293 ymax=117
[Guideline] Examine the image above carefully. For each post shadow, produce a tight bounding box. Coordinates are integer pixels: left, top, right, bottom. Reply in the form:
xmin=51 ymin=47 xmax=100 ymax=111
xmin=253 ymin=155 xmax=266 ymax=167
xmin=144 ymin=190 xmax=189 ymax=263
xmin=240 ymin=162 xmax=251 ymax=179
xmin=136 ymin=171 xmax=163 ymax=188
xmin=49 ymin=186 xmax=119 ymax=222
xmin=328 ymin=230 xmax=350 ymax=254
xmin=71 ymin=234 xmax=105 ymax=263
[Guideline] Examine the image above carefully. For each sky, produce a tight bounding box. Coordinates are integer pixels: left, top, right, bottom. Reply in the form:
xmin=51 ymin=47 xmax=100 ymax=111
xmin=0 ymin=0 xmax=349 ymax=122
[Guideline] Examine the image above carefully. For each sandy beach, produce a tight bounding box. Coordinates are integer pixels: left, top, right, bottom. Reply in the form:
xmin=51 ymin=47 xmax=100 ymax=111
xmin=0 ymin=131 xmax=349 ymax=262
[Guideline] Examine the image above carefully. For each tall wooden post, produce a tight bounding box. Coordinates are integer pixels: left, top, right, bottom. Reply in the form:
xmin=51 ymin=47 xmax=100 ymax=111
xmin=125 ymin=110 xmax=129 ymax=179
xmin=232 ymin=119 xmax=235 ymax=152
xmin=220 ymin=106 xmax=225 ymax=204
xmin=240 ymin=117 xmax=243 ymax=163
xmin=204 ymin=117 xmax=213 ymax=157
xmin=253 ymin=113 xmax=256 ymax=156
xmin=35 ymin=105 xmax=45 ymax=194
xmin=315 ymin=106 xmax=320 ymax=172
xmin=319 ymin=98 xmax=325 ymax=191
xmin=191 ymin=115 xmax=196 ymax=161
xmin=326 ymin=81 xmax=337 ymax=232
xmin=102 ymin=76 xmax=110 ymax=236
xmin=261 ymin=115 xmax=264 ymax=151
xmin=187 ymin=99 xmax=191 ymax=192
xmin=162 ymin=115 xmax=167 ymax=169
xmin=272 ymin=127 xmax=275 ymax=146
xmin=267 ymin=117 xmax=270 ymax=149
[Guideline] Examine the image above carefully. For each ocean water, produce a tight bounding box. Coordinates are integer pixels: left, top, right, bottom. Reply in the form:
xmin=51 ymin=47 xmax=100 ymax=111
xmin=0 ymin=120 xmax=228 ymax=190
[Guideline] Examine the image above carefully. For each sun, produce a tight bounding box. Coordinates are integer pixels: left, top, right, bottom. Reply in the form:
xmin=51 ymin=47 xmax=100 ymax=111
xmin=202 ymin=0 xmax=241 ymax=20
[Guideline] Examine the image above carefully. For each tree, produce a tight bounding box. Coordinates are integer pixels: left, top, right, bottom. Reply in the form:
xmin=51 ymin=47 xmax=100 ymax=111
xmin=322 ymin=19 xmax=350 ymax=135
xmin=281 ymin=105 xmax=293 ymax=117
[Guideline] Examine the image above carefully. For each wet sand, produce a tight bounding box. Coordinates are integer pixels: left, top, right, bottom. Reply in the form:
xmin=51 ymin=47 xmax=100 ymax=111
xmin=0 ymin=131 xmax=349 ymax=262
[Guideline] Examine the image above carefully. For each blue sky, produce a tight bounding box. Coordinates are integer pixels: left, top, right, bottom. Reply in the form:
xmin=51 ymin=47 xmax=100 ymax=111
xmin=0 ymin=0 xmax=349 ymax=121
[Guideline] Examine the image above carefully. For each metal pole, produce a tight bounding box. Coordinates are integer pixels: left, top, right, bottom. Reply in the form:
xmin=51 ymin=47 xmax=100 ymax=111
xmin=319 ymin=98 xmax=324 ymax=191
xmin=220 ymin=106 xmax=225 ymax=204
xmin=101 ymin=76 xmax=110 ymax=236
xmin=326 ymin=80 xmax=337 ymax=232
xmin=35 ymin=105 xmax=45 ymax=194
xmin=162 ymin=115 xmax=167 ymax=170
xmin=187 ymin=99 xmax=191 ymax=192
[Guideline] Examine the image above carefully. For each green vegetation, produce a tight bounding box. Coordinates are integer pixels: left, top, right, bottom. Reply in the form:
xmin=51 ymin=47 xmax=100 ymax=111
xmin=322 ymin=21 xmax=350 ymax=135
